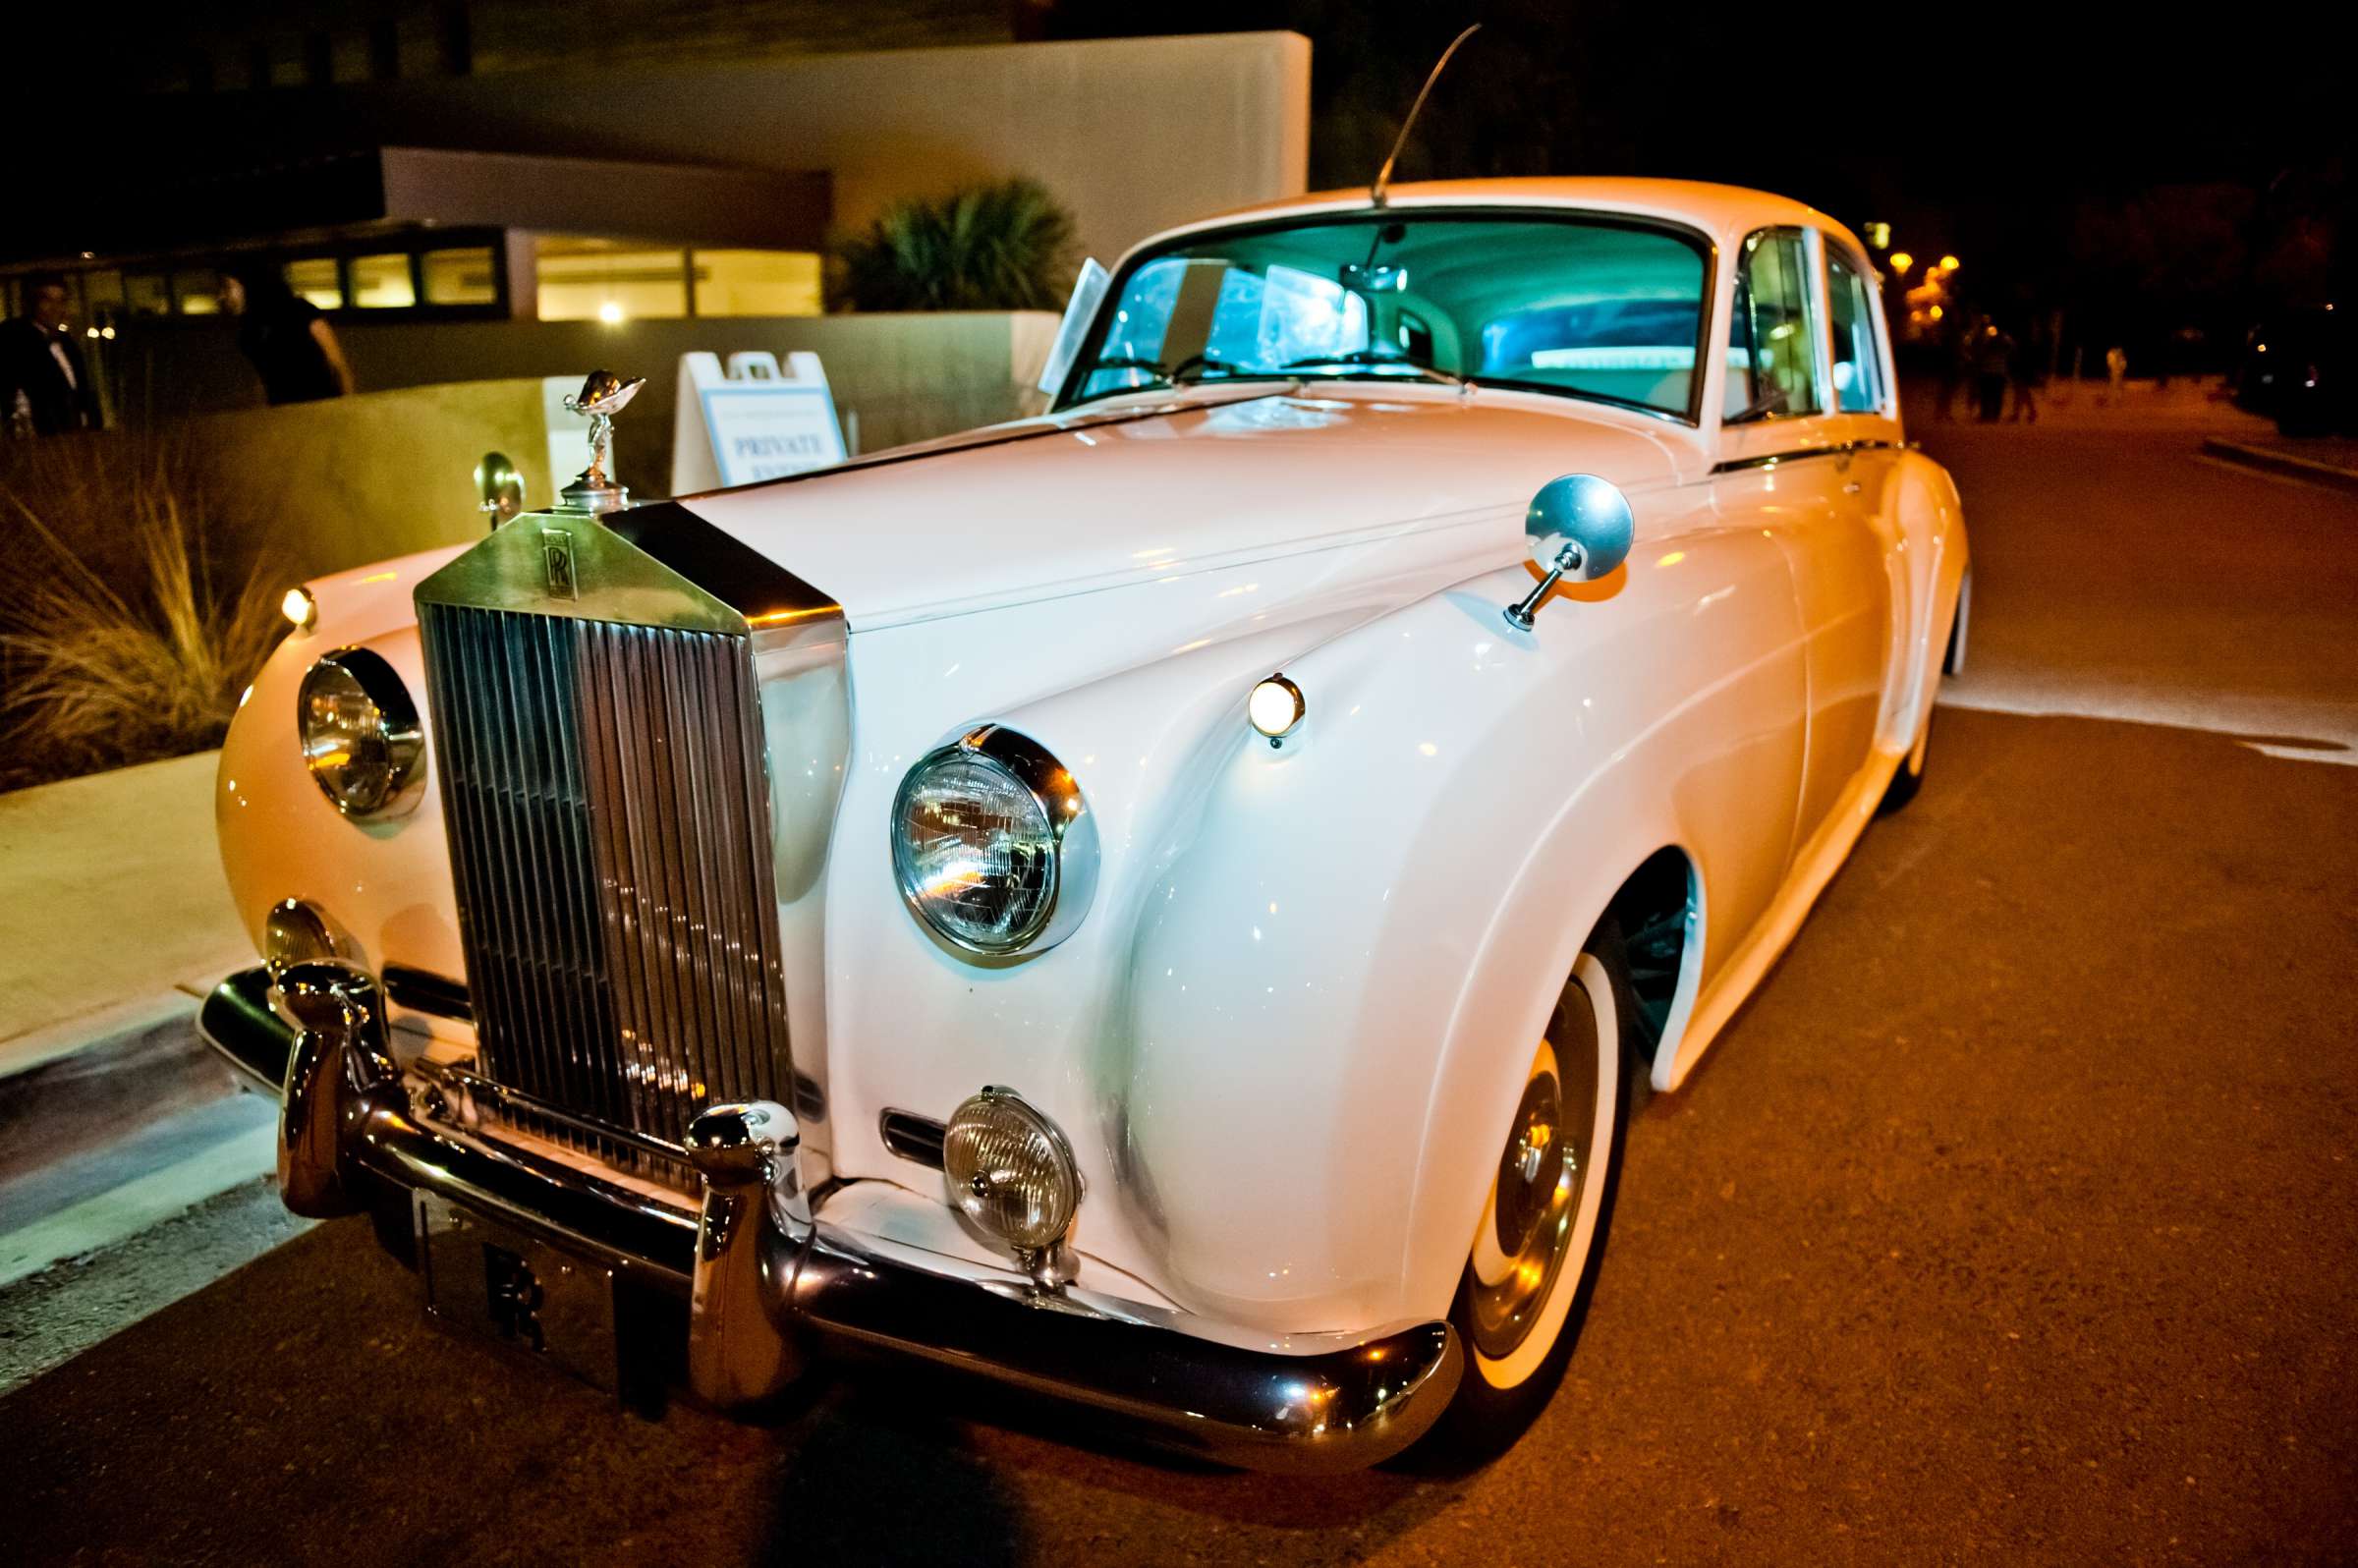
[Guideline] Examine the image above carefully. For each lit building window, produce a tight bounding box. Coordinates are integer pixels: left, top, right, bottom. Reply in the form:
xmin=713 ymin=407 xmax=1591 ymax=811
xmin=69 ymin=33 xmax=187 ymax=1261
xmin=534 ymin=237 xmax=688 ymax=322
xmin=284 ymin=257 xmax=343 ymax=309
xmin=175 ymin=270 xmax=222 ymax=314
xmin=421 ymin=247 xmax=497 ymax=306
xmin=349 ymin=252 xmax=417 ymax=308
xmin=124 ymin=274 xmax=171 ymax=317
xmin=692 ymin=251 xmax=822 ymax=317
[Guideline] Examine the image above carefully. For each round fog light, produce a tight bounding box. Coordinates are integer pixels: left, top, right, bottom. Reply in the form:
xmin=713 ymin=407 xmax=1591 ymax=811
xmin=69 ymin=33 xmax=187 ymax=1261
xmin=941 ymin=1087 xmax=1082 ymax=1257
xmin=263 ymin=897 xmax=346 ymax=980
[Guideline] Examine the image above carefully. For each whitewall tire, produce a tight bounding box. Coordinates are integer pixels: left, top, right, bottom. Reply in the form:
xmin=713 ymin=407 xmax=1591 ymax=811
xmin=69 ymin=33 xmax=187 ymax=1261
xmin=1419 ymin=918 xmax=1637 ymax=1463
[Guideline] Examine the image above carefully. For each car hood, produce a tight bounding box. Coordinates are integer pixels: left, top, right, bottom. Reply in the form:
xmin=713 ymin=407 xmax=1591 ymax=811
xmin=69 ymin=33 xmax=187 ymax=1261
xmin=676 ymin=386 xmax=1691 ymax=631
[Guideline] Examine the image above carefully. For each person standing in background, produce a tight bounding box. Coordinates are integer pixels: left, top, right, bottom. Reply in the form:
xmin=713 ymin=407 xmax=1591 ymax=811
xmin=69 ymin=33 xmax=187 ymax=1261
xmin=2007 ymin=321 xmax=2042 ymax=422
xmin=1974 ymin=321 xmax=2013 ymax=422
xmin=2105 ymin=345 xmax=2129 ymax=404
xmin=1 ymin=273 xmax=102 ymax=436
xmin=218 ymin=264 xmax=354 ymax=405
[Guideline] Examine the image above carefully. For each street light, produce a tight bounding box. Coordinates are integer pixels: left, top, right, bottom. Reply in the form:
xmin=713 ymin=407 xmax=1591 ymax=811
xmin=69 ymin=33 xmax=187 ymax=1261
xmin=1888 ymin=252 xmax=1914 ymax=275
xmin=1939 ymin=254 xmax=1960 ymax=272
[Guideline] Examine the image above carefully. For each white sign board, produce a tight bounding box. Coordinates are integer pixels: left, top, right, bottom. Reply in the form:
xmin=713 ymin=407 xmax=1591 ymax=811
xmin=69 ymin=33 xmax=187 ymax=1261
xmin=672 ymin=351 xmax=847 ymax=494
xmin=701 ymin=384 xmax=845 ymax=485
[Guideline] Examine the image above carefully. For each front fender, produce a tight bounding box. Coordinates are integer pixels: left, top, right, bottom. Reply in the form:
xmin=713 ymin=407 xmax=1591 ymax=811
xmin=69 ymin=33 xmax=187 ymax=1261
xmin=1121 ymin=497 xmax=1805 ymax=1332
xmin=215 ymin=547 xmax=467 ymax=972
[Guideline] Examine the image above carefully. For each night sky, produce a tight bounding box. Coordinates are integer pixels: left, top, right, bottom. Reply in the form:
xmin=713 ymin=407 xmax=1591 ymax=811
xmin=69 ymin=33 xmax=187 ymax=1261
xmin=1049 ymin=0 xmax=2353 ymax=355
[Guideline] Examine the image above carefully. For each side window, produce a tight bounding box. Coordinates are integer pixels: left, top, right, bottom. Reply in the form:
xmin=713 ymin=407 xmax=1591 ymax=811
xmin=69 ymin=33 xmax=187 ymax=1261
xmin=1726 ymin=229 xmax=1821 ymax=420
xmin=1826 ymin=251 xmax=1884 ymax=413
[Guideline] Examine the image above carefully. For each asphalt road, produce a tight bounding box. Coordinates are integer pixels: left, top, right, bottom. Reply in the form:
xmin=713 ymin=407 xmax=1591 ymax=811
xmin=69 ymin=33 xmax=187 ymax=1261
xmin=6 ymin=401 xmax=2355 ymax=1567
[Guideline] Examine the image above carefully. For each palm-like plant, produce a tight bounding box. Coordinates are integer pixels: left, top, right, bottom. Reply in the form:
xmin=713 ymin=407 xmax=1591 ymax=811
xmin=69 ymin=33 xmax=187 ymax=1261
xmin=834 ymin=178 xmax=1080 ymax=312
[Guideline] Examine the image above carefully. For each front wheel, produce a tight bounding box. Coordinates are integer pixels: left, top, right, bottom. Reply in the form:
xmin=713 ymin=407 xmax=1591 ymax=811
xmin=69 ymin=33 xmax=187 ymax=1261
xmin=1416 ymin=919 xmax=1638 ymax=1465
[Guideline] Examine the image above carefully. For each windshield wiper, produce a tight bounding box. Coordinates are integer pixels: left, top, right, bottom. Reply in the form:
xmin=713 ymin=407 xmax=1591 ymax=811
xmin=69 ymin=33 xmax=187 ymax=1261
xmin=1281 ymin=351 xmax=1468 ymax=390
xmin=1080 ymin=353 xmax=1250 ymax=389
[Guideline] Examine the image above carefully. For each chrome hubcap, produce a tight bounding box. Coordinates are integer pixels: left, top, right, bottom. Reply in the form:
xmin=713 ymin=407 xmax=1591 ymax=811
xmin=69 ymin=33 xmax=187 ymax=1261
xmin=1468 ymin=982 xmax=1600 ymax=1361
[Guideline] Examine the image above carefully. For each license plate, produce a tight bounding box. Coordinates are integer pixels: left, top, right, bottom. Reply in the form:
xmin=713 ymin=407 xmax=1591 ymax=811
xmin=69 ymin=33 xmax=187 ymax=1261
xmin=417 ymin=1193 xmax=620 ymax=1391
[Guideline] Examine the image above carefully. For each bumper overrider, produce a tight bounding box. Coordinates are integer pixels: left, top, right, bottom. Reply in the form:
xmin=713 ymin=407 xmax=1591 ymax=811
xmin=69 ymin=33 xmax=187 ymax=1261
xmin=201 ymin=961 xmax=1462 ymax=1472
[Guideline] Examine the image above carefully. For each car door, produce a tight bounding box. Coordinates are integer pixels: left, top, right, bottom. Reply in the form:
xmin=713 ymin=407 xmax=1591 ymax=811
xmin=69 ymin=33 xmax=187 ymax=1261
xmin=1712 ymin=225 xmax=1893 ymax=862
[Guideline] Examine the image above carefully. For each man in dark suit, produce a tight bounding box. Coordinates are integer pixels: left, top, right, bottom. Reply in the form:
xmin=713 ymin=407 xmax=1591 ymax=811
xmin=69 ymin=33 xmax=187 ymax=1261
xmin=3 ymin=272 xmax=101 ymax=435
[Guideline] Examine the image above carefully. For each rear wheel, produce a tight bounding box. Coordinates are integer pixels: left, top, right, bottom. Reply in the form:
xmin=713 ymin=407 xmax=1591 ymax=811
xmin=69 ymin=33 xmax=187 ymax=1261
xmin=1418 ymin=919 xmax=1637 ymax=1464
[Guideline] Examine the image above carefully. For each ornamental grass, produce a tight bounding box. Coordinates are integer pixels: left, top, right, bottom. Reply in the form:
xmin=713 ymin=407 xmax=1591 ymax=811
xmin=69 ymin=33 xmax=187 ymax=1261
xmin=0 ymin=437 xmax=281 ymax=793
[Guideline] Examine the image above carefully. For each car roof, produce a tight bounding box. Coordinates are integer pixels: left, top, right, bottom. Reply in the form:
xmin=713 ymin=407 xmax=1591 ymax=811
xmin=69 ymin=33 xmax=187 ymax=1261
xmin=1129 ymin=177 xmax=1863 ymax=268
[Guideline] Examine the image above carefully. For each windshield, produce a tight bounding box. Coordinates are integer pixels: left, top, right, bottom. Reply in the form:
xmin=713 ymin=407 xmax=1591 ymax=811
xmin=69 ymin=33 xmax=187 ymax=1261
xmin=1063 ymin=211 xmax=1712 ymax=420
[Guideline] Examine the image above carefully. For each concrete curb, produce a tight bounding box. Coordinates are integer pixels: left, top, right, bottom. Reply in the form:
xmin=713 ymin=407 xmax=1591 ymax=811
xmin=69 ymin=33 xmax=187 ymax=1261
xmin=0 ymin=989 xmax=204 ymax=1081
xmin=2200 ymin=437 xmax=2358 ymax=493
xmin=0 ymin=997 xmax=228 ymax=1187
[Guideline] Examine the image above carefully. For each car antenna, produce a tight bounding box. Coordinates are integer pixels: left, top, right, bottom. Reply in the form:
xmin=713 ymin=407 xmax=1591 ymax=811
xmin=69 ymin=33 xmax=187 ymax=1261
xmin=1372 ymin=24 xmax=1483 ymax=210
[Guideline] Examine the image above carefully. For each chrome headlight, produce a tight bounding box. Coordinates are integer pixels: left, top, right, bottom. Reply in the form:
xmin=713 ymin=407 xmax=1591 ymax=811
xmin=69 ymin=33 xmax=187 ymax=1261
xmin=298 ymin=647 xmax=424 ymax=818
xmin=890 ymin=725 xmax=1096 ymax=956
xmin=941 ymin=1087 xmax=1082 ymax=1257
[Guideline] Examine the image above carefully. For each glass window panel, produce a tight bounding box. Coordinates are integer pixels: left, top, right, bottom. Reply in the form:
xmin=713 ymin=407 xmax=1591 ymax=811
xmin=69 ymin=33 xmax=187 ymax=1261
xmin=84 ymin=270 xmax=125 ymax=310
xmin=1073 ymin=216 xmax=1709 ymax=416
xmin=124 ymin=273 xmax=171 ymax=316
xmin=175 ymin=270 xmax=222 ymax=314
xmin=284 ymin=257 xmax=343 ymax=309
xmin=421 ymin=247 xmax=497 ymax=306
xmin=691 ymin=250 xmax=821 ymax=317
xmin=1726 ymin=229 xmax=1822 ymax=420
xmin=349 ymin=252 xmax=416 ymax=308
xmin=533 ymin=237 xmax=686 ymax=322
xmin=1826 ymin=251 xmax=1883 ymax=414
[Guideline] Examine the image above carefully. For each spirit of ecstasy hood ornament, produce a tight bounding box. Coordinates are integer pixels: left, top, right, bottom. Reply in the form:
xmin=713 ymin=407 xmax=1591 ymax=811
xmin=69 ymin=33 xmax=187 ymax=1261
xmin=560 ymin=368 xmax=646 ymax=514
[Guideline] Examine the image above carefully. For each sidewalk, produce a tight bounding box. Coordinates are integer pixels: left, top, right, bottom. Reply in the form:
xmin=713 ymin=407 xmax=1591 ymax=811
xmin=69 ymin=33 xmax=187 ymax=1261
xmin=0 ymin=751 xmax=273 ymax=1288
xmin=0 ymin=750 xmax=250 ymax=1072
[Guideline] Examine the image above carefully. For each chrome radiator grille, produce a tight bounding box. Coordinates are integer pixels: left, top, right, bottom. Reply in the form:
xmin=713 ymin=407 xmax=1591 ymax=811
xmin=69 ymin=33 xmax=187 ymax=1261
xmin=418 ymin=601 xmax=793 ymax=1179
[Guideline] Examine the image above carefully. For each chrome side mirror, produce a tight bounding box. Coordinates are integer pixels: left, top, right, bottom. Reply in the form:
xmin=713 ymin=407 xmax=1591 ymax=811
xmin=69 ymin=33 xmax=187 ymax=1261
xmin=476 ymin=451 xmax=525 ymax=530
xmin=1503 ymin=474 xmax=1635 ymax=631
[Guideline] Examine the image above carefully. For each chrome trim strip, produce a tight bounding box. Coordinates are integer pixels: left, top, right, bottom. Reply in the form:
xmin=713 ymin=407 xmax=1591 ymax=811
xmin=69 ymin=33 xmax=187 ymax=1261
xmin=201 ymin=964 xmax=1463 ymax=1472
xmin=1711 ymin=437 xmax=1904 ymax=475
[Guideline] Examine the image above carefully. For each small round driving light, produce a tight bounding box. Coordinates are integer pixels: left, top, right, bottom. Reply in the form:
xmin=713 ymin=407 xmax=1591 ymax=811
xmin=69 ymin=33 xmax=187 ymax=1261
xmin=263 ymin=897 xmax=346 ymax=980
xmin=298 ymin=647 xmax=425 ymax=818
xmin=1247 ymin=673 xmax=1305 ymax=743
xmin=941 ymin=1087 xmax=1082 ymax=1258
xmin=281 ymin=586 xmax=317 ymax=630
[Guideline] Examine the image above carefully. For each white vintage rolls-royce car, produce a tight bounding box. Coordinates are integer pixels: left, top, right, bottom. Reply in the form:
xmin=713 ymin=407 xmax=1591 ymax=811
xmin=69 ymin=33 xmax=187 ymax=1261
xmin=202 ymin=177 xmax=1966 ymax=1472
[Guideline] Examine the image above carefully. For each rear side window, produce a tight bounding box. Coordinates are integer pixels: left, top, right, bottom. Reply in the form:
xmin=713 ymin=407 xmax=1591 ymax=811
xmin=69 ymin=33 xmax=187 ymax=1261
xmin=1726 ymin=229 xmax=1821 ymax=420
xmin=1826 ymin=250 xmax=1884 ymax=413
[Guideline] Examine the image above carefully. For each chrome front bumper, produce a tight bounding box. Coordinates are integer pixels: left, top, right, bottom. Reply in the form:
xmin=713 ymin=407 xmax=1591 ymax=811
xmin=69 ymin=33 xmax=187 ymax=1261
xmin=200 ymin=962 xmax=1461 ymax=1473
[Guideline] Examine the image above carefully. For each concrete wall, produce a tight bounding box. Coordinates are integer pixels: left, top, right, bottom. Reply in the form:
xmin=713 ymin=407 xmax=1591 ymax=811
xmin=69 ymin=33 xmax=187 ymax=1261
xmin=186 ymin=379 xmax=548 ymax=578
xmin=339 ymin=31 xmax=1310 ymax=269
xmin=108 ymin=310 xmax=1059 ymax=503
